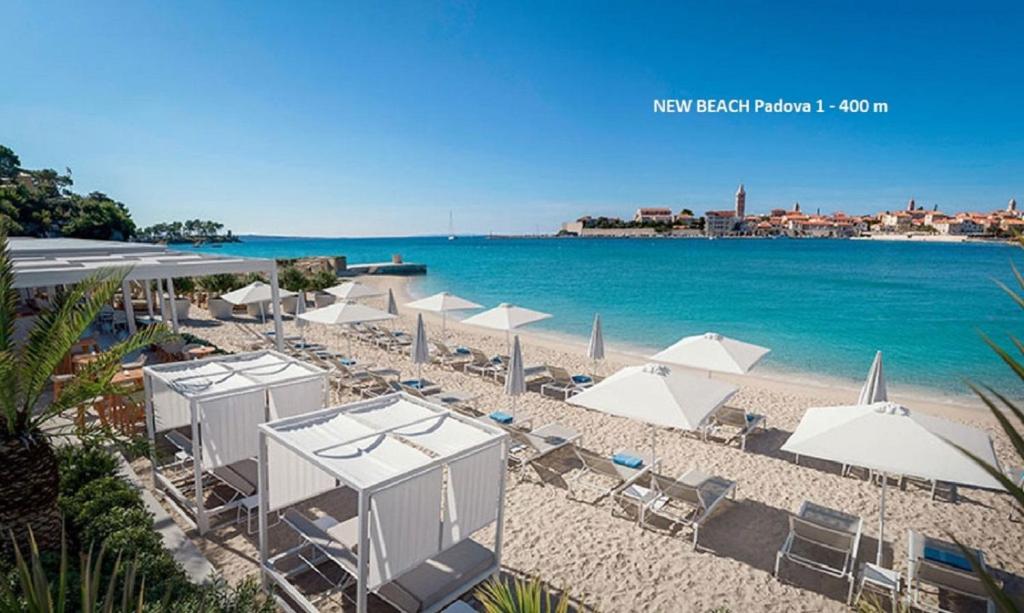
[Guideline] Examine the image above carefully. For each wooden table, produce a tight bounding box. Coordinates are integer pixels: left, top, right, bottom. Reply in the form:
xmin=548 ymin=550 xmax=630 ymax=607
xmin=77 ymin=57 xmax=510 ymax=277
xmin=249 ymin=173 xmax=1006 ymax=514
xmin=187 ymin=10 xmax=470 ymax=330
xmin=186 ymin=345 xmax=216 ymax=360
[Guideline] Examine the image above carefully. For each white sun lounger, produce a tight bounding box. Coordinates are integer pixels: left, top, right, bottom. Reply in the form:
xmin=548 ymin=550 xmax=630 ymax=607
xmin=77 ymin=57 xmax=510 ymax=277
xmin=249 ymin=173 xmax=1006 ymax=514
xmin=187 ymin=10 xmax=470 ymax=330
xmin=906 ymin=529 xmax=996 ymax=613
xmin=775 ymin=500 xmax=863 ymax=604
xmin=618 ymin=468 xmax=737 ymax=549
xmin=703 ymin=405 xmax=766 ymax=451
xmin=506 ymin=423 xmax=581 ymax=482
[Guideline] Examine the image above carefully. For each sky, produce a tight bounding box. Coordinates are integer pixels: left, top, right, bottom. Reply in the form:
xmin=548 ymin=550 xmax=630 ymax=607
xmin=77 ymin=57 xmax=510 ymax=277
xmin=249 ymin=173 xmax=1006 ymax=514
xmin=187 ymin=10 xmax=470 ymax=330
xmin=3 ymin=1 xmax=1022 ymax=236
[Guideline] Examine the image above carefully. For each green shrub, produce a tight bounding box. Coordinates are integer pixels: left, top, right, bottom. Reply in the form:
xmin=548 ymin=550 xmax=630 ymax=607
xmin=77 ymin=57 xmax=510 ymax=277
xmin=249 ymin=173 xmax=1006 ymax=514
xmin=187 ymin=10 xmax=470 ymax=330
xmin=57 ymin=445 xmax=120 ymax=498
xmin=308 ymin=269 xmax=337 ymax=292
xmin=279 ymin=266 xmax=308 ymax=292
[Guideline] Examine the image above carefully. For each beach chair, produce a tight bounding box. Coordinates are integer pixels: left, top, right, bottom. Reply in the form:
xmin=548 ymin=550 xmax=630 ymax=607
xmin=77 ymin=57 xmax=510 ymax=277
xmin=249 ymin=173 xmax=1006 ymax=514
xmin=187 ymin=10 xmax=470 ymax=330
xmin=359 ymin=374 xmax=403 ymax=398
xmin=618 ymin=468 xmax=737 ymax=548
xmin=493 ymin=363 xmax=548 ymax=386
xmin=704 ymin=405 xmax=766 ymax=451
xmin=463 ymin=349 xmax=499 ymax=377
xmin=774 ymin=500 xmax=863 ymax=604
xmin=506 ymin=423 xmax=581 ymax=483
xmin=539 ymin=365 xmax=594 ymax=400
xmin=280 ymin=510 xmax=359 ymax=597
xmin=566 ymin=447 xmax=655 ymax=503
xmin=906 ymin=530 xmax=996 ymax=613
xmin=374 ymin=329 xmax=412 ymax=352
xmin=432 ymin=342 xmax=472 ymax=370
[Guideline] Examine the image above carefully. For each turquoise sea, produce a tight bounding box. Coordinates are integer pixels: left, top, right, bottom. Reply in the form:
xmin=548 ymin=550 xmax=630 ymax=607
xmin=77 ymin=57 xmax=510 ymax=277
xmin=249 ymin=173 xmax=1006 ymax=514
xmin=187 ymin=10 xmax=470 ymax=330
xmin=196 ymin=236 xmax=1024 ymax=401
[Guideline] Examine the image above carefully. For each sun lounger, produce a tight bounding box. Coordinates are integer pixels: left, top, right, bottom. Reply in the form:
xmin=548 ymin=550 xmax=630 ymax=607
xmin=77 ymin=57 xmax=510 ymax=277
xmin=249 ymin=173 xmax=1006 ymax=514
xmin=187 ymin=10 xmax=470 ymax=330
xmin=567 ymin=447 xmax=655 ymax=502
xmin=775 ymin=500 xmax=863 ymax=604
xmin=704 ymin=405 xmax=766 ymax=451
xmin=539 ymin=366 xmax=593 ymax=400
xmin=506 ymin=423 xmax=581 ymax=482
xmin=281 ymin=510 xmax=359 ymax=593
xmin=906 ymin=530 xmax=996 ymax=613
xmin=432 ymin=342 xmax=472 ymax=370
xmin=359 ymin=374 xmax=404 ymax=398
xmin=463 ymin=349 xmax=499 ymax=377
xmin=618 ymin=468 xmax=737 ymax=548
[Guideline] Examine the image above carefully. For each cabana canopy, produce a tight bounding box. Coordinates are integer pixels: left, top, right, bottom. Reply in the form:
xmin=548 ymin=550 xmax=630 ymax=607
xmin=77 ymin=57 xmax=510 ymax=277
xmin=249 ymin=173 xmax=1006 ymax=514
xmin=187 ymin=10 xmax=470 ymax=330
xmin=258 ymin=393 xmax=509 ymax=613
xmin=144 ymin=350 xmax=328 ymax=533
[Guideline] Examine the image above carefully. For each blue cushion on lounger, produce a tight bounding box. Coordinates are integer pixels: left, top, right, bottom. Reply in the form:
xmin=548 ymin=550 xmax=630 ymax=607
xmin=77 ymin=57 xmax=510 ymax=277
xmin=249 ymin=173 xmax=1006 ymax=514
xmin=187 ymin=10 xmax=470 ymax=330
xmin=571 ymin=374 xmax=592 ymax=385
xmin=402 ymin=379 xmax=424 ymax=389
xmin=745 ymin=414 xmax=757 ymax=422
xmin=612 ymin=453 xmax=643 ymax=469
xmin=340 ymin=358 xmax=356 ymax=366
xmin=455 ymin=346 xmax=471 ymax=355
xmin=488 ymin=411 xmax=514 ymax=425
xmin=924 ymin=545 xmax=974 ymax=572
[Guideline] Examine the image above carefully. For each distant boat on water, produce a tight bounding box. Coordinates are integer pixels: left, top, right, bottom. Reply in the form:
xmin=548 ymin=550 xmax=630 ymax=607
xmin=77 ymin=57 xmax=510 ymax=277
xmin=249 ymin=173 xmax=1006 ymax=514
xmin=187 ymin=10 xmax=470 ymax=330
xmin=448 ymin=210 xmax=456 ymax=241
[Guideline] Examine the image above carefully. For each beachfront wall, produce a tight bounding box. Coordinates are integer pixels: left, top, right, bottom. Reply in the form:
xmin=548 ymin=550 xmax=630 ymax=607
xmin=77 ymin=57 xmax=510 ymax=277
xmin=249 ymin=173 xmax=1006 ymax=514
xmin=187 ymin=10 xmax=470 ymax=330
xmin=143 ymin=350 xmax=329 ymax=534
xmin=258 ymin=393 xmax=509 ymax=613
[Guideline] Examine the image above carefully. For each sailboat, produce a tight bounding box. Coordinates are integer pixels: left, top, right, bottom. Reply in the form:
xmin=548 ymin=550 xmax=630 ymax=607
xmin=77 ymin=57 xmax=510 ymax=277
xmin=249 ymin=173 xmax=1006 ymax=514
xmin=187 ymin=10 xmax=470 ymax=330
xmin=448 ymin=210 xmax=456 ymax=241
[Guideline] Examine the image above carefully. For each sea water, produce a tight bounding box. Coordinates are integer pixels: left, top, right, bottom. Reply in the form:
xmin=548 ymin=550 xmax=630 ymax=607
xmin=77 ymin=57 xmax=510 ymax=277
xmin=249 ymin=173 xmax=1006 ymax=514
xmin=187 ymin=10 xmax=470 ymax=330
xmin=197 ymin=236 xmax=1024 ymax=400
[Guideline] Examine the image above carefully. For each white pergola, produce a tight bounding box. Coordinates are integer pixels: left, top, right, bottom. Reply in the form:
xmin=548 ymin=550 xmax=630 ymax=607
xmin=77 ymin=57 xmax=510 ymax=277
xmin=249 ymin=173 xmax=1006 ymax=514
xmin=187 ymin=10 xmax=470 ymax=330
xmin=258 ymin=392 xmax=509 ymax=613
xmin=144 ymin=350 xmax=329 ymax=533
xmin=7 ymin=237 xmax=287 ymax=347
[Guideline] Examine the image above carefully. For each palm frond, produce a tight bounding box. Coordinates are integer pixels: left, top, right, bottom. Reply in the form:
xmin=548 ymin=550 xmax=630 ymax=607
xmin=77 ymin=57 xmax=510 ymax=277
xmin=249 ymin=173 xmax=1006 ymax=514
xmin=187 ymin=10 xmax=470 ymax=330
xmin=0 ymin=233 xmax=24 ymax=428
xmin=949 ymin=535 xmax=1018 ymax=613
xmin=966 ymin=383 xmax=1024 ymax=469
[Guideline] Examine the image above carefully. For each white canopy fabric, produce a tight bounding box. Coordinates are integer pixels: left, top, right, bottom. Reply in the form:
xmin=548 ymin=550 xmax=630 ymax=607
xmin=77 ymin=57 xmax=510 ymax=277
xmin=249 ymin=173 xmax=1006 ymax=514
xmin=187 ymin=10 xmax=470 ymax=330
xmin=461 ymin=303 xmax=552 ymax=353
xmin=857 ymin=351 xmax=887 ymax=405
xmin=221 ymin=281 xmax=296 ymax=305
xmin=298 ymin=301 xmax=396 ymax=326
xmin=325 ymin=281 xmax=383 ymax=300
xmin=781 ymin=401 xmax=1002 ymax=564
xmin=504 ymin=335 xmax=526 ymax=414
xmin=405 ymin=291 xmax=484 ymax=339
xmin=651 ymin=332 xmax=770 ymax=375
xmin=568 ymin=363 xmax=738 ymax=431
xmin=411 ymin=314 xmax=430 ymax=380
xmin=587 ymin=314 xmax=605 ymax=363
xmin=781 ymin=402 xmax=1001 ymax=488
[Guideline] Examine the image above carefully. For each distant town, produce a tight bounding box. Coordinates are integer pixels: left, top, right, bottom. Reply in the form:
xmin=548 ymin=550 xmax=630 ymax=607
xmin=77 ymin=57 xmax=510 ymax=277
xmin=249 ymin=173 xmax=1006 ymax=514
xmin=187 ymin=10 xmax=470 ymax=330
xmin=558 ymin=185 xmax=1022 ymax=241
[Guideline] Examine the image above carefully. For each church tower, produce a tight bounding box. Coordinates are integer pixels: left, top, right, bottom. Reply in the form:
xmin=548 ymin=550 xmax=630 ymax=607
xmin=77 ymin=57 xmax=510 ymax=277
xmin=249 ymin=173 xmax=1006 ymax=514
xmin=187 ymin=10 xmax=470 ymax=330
xmin=907 ymin=198 xmax=916 ymax=211
xmin=735 ymin=184 xmax=746 ymax=218
xmin=1008 ymin=197 xmax=1017 ymax=213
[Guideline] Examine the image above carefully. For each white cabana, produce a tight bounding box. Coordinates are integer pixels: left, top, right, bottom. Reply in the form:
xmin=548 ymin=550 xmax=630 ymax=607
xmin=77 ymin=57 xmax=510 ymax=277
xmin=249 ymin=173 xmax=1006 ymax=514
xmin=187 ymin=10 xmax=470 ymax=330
xmin=325 ymin=281 xmax=383 ymax=301
xmin=651 ymin=332 xmax=770 ymax=376
xmin=221 ymin=281 xmax=297 ymax=324
xmin=568 ymin=363 xmax=738 ymax=461
xmin=404 ymin=291 xmax=483 ymax=339
xmin=781 ymin=401 xmax=1003 ymax=564
xmin=7 ymin=237 xmax=287 ymax=345
xmin=258 ymin=393 xmax=509 ymax=613
xmin=144 ymin=350 xmax=329 ymax=533
xmin=461 ymin=303 xmax=552 ymax=354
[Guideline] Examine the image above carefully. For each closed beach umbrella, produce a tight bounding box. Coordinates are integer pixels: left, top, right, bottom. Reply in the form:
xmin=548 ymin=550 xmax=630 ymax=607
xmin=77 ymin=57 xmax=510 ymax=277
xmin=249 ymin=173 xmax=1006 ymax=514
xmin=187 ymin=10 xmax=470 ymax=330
xmin=587 ymin=313 xmax=605 ymax=372
xmin=857 ymin=351 xmax=887 ymax=405
xmin=504 ymin=335 xmax=526 ymax=416
xmin=386 ymin=288 xmax=399 ymax=331
xmin=652 ymin=332 xmax=770 ymax=376
xmin=295 ymin=292 xmax=307 ymax=344
xmin=325 ymin=281 xmax=383 ymax=301
xmin=299 ymin=301 xmax=396 ymax=356
xmin=411 ymin=313 xmax=430 ymax=381
xmin=404 ymin=291 xmax=483 ymax=339
xmin=221 ymin=281 xmax=297 ymax=324
xmin=568 ymin=363 xmax=737 ymax=462
xmin=461 ymin=303 xmax=552 ymax=354
xmin=781 ymin=401 xmax=1003 ymax=564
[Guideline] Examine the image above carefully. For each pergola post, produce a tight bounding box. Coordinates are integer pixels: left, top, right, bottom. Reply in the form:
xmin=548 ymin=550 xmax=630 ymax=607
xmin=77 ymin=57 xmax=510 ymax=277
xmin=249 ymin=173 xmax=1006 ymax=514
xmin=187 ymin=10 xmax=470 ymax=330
xmin=356 ymin=490 xmax=369 ymax=613
xmin=268 ymin=266 xmax=284 ymax=351
xmin=258 ymin=430 xmax=270 ymax=590
xmin=155 ymin=278 xmax=164 ymax=321
xmin=493 ymin=439 xmax=508 ymax=577
xmin=167 ymin=277 xmax=180 ymax=333
xmin=144 ymin=280 xmax=154 ymax=319
xmin=190 ymin=398 xmax=209 ymax=534
xmin=122 ymin=280 xmax=137 ymax=334
xmin=143 ymin=371 xmax=160 ymax=492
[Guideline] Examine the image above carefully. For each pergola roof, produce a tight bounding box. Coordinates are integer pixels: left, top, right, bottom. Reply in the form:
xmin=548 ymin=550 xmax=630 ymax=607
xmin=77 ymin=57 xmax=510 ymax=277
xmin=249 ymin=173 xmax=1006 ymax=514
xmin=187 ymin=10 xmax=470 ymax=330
xmin=8 ymin=237 xmax=274 ymax=288
xmin=261 ymin=393 xmax=507 ymax=490
xmin=147 ymin=350 xmax=324 ymax=397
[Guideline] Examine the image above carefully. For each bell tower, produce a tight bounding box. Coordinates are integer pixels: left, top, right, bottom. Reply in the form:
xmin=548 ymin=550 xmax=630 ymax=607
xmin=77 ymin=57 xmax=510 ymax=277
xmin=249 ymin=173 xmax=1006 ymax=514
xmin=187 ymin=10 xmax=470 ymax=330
xmin=735 ymin=184 xmax=746 ymax=218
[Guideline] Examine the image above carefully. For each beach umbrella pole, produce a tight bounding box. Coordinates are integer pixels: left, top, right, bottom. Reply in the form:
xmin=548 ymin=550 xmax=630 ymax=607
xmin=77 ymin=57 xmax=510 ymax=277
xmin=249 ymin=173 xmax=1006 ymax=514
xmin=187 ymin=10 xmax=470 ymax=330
xmin=650 ymin=426 xmax=657 ymax=466
xmin=877 ymin=474 xmax=886 ymax=565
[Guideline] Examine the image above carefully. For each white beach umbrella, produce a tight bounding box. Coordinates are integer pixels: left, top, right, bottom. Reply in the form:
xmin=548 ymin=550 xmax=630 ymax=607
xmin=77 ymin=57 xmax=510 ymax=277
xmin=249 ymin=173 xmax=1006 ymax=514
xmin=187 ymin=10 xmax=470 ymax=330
xmin=299 ymin=301 xmax=396 ymax=356
xmin=652 ymin=332 xmax=770 ymax=376
xmin=568 ymin=363 xmax=738 ymax=462
xmin=781 ymin=401 xmax=1003 ymax=564
xmin=386 ymin=288 xmax=399 ymax=331
xmin=461 ymin=303 xmax=552 ymax=354
xmin=404 ymin=291 xmax=483 ymax=339
xmin=295 ymin=291 xmax=307 ymax=344
xmin=857 ymin=351 xmax=887 ymax=405
xmin=325 ymin=281 xmax=383 ymax=301
xmin=221 ymin=281 xmax=297 ymax=324
xmin=504 ymin=335 xmax=526 ymax=416
xmin=410 ymin=314 xmax=430 ymax=381
xmin=587 ymin=313 xmax=605 ymax=372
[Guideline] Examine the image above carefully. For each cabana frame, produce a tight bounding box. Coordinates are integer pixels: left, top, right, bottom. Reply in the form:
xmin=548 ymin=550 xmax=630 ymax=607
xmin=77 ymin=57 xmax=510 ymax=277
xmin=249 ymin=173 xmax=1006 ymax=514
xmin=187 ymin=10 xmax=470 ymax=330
xmin=144 ymin=350 xmax=329 ymax=533
xmin=257 ymin=392 xmax=509 ymax=613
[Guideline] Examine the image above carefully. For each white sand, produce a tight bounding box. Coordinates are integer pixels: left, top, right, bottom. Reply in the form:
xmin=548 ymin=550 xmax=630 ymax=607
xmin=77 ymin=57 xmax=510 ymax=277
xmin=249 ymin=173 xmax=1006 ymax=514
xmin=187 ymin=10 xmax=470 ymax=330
xmin=146 ymin=275 xmax=1022 ymax=612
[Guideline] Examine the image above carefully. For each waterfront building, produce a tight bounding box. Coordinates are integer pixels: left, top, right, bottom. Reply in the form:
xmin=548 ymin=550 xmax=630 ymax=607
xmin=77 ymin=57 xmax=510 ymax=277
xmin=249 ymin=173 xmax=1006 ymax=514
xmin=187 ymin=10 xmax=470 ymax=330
xmin=634 ymin=207 xmax=674 ymax=224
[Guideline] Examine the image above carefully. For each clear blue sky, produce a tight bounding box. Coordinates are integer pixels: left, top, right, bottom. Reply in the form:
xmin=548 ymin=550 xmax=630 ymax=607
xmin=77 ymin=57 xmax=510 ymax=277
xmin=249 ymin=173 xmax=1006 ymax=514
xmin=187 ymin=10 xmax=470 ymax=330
xmin=3 ymin=1 xmax=1022 ymax=236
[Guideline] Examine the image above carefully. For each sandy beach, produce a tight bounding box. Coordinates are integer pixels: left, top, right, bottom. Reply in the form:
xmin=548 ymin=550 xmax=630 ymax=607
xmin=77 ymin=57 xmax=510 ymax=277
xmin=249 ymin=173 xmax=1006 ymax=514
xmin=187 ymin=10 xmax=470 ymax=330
xmin=138 ymin=274 xmax=1023 ymax=612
